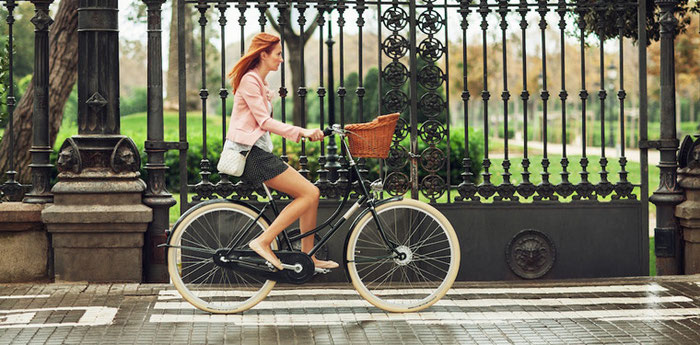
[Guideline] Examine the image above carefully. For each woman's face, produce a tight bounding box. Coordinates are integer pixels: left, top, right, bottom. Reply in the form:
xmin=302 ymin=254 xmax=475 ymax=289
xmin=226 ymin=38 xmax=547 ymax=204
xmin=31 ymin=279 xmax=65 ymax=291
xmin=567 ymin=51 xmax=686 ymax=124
xmin=261 ymin=43 xmax=283 ymax=72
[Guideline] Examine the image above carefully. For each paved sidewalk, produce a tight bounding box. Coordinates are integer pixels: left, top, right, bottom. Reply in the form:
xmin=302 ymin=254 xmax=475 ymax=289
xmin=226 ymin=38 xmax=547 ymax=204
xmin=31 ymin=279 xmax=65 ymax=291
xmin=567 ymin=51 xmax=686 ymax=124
xmin=1 ymin=276 xmax=700 ymax=344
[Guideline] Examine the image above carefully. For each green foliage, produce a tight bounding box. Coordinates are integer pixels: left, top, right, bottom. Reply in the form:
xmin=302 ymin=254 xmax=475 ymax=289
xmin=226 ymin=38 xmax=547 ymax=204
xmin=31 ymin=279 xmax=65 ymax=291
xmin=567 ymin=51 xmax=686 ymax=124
xmin=120 ymin=87 xmax=148 ymax=117
xmin=0 ymin=36 xmax=10 ymax=136
xmin=61 ymin=84 xmax=78 ymax=127
xmin=497 ymin=126 xmax=515 ymax=140
xmin=0 ymin=3 xmax=35 ymax=80
xmin=578 ymin=0 xmax=700 ymax=45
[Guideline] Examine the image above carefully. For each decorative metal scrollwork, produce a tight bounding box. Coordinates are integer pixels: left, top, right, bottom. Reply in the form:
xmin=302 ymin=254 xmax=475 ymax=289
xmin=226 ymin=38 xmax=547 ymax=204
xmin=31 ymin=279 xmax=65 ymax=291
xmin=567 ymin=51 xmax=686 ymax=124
xmin=418 ymin=120 xmax=446 ymax=145
xmin=417 ymin=10 xmax=443 ymax=35
xmin=420 ymin=147 xmax=445 ymax=172
xmin=418 ymin=92 xmax=445 ymax=117
xmin=383 ymin=61 xmax=408 ymax=87
xmin=417 ymin=65 xmax=444 ymax=90
xmin=387 ymin=145 xmax=409 ymax=169
xmin=506 ymin=229 xmax=556 ymax=279
xmin=383 ymin=89 xmax=409 ymax=114
xmin=385 ymin=172 xmax=410 ymax=196
xmin=418 ymin=37 xmax=444 ymax=62
xmin=382 ymin=6 xmax=408 ymax=31
xmin=420 ymin=175 xmax=446 ymax=201
xmin=382 ymin=34 xmax=409 ymax=59
xmin=393 ymin=117 xmax=410 ymax=142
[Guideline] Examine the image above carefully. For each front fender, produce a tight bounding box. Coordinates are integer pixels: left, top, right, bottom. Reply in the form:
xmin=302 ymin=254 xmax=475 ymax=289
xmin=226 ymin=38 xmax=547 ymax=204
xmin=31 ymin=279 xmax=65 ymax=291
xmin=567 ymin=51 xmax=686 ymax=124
xmin=341 ymin=196 xmax=403 ymax=283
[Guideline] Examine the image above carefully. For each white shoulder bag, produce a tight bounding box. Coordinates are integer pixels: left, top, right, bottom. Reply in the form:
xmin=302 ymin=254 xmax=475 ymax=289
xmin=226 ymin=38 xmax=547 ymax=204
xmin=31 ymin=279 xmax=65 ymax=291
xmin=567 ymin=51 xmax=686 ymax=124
xmin=217 ymin=146 xmax=251 ymax=177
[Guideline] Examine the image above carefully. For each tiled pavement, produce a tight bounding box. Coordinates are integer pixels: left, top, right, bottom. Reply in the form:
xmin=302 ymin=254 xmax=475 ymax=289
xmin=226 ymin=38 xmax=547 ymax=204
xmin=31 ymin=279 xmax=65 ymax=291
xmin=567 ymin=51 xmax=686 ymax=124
xmin=1 ymin=276 xmax=700 ymax=344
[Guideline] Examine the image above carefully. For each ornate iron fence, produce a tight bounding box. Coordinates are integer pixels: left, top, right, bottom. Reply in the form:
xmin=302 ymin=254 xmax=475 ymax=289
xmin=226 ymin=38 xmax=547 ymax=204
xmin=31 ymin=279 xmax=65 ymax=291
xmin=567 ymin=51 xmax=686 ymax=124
xmin=163 ymin=0 xmax=648 ymax=212
xmin=0 ymin=0 xmax=53 ymax=203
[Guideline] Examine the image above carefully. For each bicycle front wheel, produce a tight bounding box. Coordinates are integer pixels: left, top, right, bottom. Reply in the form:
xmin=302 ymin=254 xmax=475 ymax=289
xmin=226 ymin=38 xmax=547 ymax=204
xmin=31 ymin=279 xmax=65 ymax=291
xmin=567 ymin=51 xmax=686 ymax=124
xmin=346 ymin=198 xmax=460 ymax=312
xmin=167 ymin=201 xmax=277 ymax=313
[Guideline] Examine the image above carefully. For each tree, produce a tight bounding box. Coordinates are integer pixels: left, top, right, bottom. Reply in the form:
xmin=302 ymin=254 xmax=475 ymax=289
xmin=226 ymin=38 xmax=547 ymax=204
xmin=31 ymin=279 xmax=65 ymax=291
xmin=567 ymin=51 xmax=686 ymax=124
xmin=266 ymin=8 xmax=322 ymax=126
xmin=0 ymin=0 xmax=78 ymax=184
xmin=164 ymin=4 xmax=202 ymax=111
xmin=578 ymin=0 xmax=700 ymax=45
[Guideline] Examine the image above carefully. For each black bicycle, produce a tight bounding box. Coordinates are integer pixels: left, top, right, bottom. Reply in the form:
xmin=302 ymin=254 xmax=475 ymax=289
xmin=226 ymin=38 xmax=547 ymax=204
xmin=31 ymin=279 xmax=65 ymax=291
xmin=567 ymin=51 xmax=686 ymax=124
xmin=163 ymin=124 xmax=460 ymax=313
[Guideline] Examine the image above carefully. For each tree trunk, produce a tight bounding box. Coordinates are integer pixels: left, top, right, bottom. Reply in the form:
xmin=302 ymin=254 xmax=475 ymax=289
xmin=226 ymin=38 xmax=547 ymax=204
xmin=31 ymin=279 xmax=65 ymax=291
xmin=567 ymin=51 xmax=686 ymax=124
xmin=165 ymin=4 xmax=198 ymax=111
xmin=164 ymin=2 xmax=179 ymax=110
xmin=285 ymin=37 xmax=304 ymax=127
xmin=0 ymin=0 xmax=79 ymax=184
xmin=185 ymin=7 xmax=200 ymax=110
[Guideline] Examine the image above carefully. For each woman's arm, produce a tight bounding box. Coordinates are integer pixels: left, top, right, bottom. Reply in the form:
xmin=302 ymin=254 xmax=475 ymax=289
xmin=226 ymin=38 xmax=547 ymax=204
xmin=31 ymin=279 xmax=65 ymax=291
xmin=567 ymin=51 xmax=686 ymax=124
xmin=238 ymin=75 xmax=303 ymax=142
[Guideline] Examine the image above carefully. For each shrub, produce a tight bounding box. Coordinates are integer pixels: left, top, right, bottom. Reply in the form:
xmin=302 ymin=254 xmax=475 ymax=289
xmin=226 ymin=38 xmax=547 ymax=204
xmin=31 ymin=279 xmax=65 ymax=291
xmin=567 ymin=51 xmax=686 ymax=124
xmin=154 ymin=125 xmax=484 ymax=191
xmin=120 ymin=87 xmax=148 ymax=116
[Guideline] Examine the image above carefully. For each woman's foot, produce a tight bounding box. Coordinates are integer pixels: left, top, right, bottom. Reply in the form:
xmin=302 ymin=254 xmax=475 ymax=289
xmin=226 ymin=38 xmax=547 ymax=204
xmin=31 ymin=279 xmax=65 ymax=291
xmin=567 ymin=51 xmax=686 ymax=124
xmin=248 ymin=238 xmax=283 ymax=270
xmin=312 ymin=258 xmax=339 ymax=269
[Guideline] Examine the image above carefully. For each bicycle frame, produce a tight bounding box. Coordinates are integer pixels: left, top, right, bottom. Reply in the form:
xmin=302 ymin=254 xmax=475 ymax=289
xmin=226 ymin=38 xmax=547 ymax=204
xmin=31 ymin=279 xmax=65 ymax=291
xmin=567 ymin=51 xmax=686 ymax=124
xmin=225 ymin=133 xmax=400 ymax=258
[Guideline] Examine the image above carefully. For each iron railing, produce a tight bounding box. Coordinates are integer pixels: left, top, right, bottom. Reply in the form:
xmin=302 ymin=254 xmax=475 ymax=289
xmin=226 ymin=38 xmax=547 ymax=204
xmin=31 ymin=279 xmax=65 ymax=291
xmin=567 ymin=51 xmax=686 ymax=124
xmin=170 ymin=0 xmax=648 ymax=211
xmin=0 ymin=0 xmax=53 ymax=203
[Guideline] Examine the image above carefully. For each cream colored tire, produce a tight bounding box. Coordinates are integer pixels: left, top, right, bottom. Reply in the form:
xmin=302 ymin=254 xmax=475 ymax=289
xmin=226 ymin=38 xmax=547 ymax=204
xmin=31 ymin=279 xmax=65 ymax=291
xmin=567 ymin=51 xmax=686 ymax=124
xmin=346 ymin=198 xmax=460 ymax=312
xmin=167 ymin=202 xmax=277 ymax=313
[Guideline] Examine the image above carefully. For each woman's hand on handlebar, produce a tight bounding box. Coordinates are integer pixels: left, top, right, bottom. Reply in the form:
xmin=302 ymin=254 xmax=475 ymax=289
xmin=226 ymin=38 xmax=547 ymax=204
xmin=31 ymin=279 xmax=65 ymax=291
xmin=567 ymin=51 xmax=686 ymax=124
xmin=301 ymin=128 xmax=324 ymax=141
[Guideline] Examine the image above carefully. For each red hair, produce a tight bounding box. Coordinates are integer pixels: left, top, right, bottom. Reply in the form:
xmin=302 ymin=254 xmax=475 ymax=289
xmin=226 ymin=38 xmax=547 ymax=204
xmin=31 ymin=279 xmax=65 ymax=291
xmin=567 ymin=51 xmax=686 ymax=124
xmin=228 ymin=32 xmax=281 ymax=93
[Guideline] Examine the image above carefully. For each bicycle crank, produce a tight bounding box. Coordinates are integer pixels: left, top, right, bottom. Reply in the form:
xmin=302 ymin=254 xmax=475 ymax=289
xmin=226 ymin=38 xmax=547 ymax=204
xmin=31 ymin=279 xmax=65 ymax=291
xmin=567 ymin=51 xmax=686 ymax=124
xmin=213 ymin=249 xmax=316 ymax=284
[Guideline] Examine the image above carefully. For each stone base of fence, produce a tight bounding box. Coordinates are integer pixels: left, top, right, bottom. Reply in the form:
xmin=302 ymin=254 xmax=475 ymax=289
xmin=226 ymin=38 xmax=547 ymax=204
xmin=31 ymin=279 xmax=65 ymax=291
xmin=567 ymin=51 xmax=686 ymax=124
xmin=676 ymin=165 xmax=700 ymax=274
xmin=0 ymin=202 xmax=50 ymax=283
xmin=41 ymin=171 xmax=152 ymax=282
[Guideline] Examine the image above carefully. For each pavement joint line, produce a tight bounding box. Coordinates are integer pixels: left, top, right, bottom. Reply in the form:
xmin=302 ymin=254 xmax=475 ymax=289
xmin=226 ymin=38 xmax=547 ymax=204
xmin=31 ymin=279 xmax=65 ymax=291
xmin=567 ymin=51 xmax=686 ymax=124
xmin=0 ymin=295 xmax=50 ymax=300
xmin=155 ymin=284 xmax=669 ymax=300
xmin=152 ymin=296 xmax=692 ymax=310
xmin=147 ymin=308 xmax=700 ymax=326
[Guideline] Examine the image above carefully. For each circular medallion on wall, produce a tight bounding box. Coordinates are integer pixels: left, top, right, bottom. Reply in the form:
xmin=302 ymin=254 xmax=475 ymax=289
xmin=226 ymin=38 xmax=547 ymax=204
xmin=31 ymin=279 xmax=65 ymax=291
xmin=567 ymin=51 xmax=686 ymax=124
xmin=505 ymin=229 xmax=556 ymax=279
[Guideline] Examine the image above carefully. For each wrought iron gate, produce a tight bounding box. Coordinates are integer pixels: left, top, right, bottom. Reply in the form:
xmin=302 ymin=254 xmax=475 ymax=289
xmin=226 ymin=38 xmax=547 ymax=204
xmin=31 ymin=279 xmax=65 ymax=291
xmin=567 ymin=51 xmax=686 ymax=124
xmin=157 ymin=0 xmax=651 ymax=280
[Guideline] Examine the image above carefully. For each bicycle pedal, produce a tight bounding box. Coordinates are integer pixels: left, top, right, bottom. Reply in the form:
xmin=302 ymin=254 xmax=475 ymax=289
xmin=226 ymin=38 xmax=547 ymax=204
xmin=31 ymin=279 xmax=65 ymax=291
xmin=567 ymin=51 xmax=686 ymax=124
xmin=314 ymin=267 xmax=331 ymax=274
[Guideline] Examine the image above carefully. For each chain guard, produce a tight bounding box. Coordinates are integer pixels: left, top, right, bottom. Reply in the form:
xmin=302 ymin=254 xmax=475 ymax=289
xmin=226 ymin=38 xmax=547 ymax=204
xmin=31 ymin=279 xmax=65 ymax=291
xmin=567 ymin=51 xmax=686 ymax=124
xmin=213 ymin=249 xmax=316 ymax=285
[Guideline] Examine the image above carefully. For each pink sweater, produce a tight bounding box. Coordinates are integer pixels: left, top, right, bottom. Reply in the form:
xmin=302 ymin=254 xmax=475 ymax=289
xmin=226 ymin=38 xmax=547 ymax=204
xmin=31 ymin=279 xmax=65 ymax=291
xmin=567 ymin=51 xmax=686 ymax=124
xmin=226 ymin=70 xmax=303 ymax=145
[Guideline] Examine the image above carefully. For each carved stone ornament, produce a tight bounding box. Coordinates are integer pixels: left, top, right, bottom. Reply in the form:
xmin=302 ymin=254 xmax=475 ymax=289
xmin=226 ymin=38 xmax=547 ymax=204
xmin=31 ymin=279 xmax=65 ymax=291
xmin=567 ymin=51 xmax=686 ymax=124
xmin=506 ymin=229 xmax=556 ymax=279
xmin=86 ymin=92 xmax=108 ymax=111
xmin=56 ymin=138 xmax=82 ymax=174
xmin=110 ymin=137 xmax=141 ymax=173
xmin=30 ymin=9 xmax=54 ymax=31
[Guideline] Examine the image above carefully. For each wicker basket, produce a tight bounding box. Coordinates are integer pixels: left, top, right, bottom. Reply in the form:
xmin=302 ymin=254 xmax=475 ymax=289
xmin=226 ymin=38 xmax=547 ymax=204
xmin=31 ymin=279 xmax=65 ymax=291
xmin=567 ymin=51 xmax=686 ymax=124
xmin=344 ymin=113 xmax=400 ymax=159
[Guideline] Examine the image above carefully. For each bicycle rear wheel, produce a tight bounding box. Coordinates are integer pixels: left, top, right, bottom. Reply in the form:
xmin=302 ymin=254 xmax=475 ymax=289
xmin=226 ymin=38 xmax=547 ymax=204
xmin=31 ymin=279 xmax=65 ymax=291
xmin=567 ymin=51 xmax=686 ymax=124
xmin=167 ymin=201 xmax=277 ymax=313
xmin=346 ymin=198 xmax=460 ymax=312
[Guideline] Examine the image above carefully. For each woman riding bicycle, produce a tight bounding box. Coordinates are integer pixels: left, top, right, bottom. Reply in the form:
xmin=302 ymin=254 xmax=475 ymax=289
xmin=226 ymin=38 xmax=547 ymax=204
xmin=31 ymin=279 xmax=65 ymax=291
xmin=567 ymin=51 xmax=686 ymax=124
xmin=225 ymin=32 xmax=338 ymax=270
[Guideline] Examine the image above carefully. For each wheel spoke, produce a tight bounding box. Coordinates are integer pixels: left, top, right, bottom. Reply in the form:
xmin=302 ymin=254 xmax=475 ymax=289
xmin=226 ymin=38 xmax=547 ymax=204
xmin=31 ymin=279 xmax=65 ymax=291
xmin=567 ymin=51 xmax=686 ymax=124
xmin=168 ymin=204 xmax=274 ymax=313
xmin=348 ymin=202 xmax=457 ymax=312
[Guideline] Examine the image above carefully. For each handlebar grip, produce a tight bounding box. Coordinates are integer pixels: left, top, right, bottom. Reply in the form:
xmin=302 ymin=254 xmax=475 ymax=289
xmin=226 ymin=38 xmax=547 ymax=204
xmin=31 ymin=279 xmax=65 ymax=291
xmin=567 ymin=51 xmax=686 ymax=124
xmin=323 ymin=127 xmax=334 ymax=137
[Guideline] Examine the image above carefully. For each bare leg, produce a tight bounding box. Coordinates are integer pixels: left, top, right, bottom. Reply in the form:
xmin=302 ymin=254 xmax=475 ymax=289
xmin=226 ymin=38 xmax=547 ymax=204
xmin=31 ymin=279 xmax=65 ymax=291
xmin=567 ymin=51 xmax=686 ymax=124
xmin=250 ymin=164 xmax=337 ymax=269
xmin=249 ymin=165 xmax=319 ymax=268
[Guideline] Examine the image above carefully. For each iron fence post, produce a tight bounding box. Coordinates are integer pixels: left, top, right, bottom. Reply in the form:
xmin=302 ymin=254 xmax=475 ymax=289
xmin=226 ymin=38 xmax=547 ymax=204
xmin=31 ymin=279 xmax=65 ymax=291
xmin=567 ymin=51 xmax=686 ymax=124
xmin=142 ymin=0 xmax=176 ymax=282
xmin=324 ymin=22 xmax=340 ymax=182
xmin=0 ymin=0 xmax=22 ymax=202
xmin=650 ymin=0 xmax=685 ymax=275
xmin=23 ymin=0 xmax=54 ymax=204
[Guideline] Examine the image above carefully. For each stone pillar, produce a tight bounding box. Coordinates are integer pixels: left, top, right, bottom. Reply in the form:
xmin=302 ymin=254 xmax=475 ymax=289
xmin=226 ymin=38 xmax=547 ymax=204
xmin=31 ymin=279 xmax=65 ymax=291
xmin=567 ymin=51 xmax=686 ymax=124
xmin=676 ymin=136 xmax=700 ymax=274
xmin=41 ymin=0 xmax=152 ymax=282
